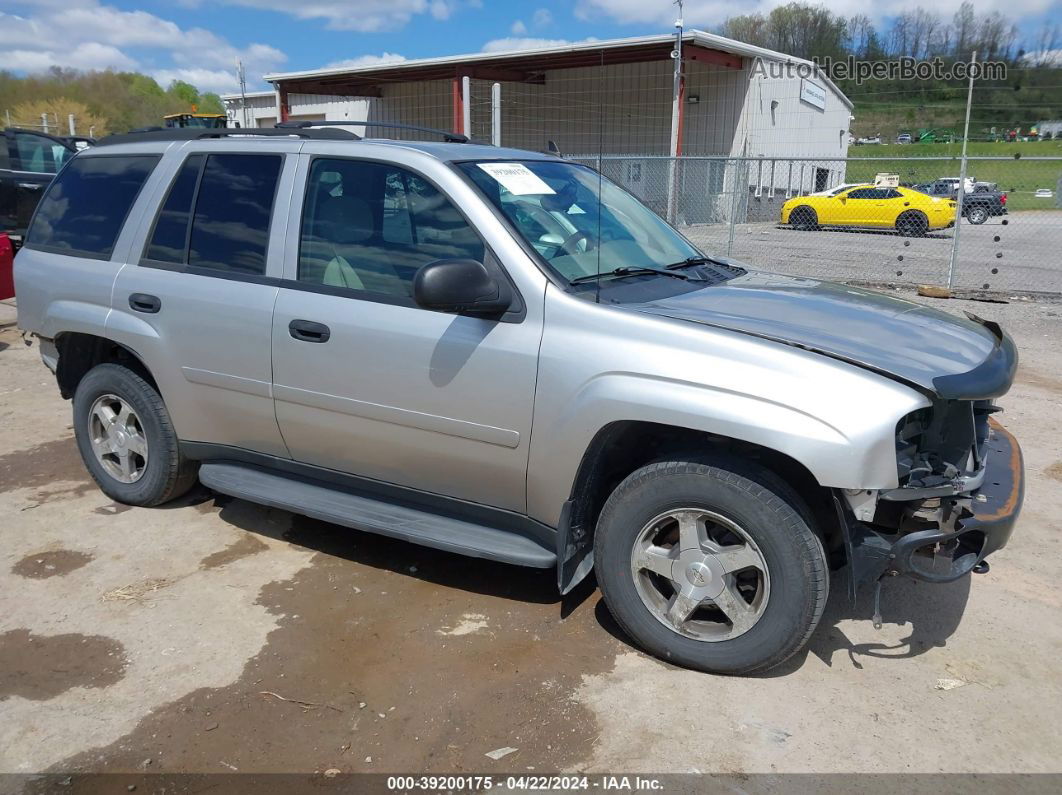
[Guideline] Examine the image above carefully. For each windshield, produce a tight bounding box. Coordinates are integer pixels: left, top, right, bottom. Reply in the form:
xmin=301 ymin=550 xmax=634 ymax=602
xmin=458 ymin=160 xmax=703 ymax=285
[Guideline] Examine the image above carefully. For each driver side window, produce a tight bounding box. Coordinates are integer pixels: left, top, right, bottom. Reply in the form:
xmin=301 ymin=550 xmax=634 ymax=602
xmin=297 ymin=158 xmax=484 ymax=300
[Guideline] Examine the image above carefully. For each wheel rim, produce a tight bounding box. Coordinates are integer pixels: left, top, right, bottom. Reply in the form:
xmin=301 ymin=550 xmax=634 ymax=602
xmin=87 ymin=394 xmax=148 ymax=484
xmin=970 ymin=208 xmax=986 ymax=223
xmin=630 ymin=508 xmax=770 ymax=642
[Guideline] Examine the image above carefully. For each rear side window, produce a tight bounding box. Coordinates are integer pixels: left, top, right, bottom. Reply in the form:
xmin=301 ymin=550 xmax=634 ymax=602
xmin=26 ymin=155 xmax=159 ymax=259
xmin=189 ymin=154 xmax=281 ymax=275
xmin=144 ymin=154 xmax=203 ymax=263
xmin=143 ymin=153 xmax=281 ymax=275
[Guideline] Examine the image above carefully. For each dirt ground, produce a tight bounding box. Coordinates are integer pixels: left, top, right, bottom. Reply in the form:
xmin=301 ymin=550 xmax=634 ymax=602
xmin=1 ymin=291 xmax=1061 ymax=781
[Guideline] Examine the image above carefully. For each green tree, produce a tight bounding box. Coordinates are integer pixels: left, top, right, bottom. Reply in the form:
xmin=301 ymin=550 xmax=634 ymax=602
xmin=167 ymin=80 xmax=200 ymax=109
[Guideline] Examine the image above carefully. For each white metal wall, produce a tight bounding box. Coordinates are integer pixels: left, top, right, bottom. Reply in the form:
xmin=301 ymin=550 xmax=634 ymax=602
xmin=223 ymin=93 xmax=370 ymax=129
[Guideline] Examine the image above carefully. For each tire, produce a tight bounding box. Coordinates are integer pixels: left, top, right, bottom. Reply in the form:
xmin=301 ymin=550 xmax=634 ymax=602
xmin=594 ymin=455 xmax=828 ymax=675
xmin=966 ymin=206 xmax=988 ymax=225
xmin=789 ymin=206 xmax=818 ymax=231
xmin=896 ymin=210 xmax=929 ymax=237
xmin=72 ymin=363 xmax=198 ymax=507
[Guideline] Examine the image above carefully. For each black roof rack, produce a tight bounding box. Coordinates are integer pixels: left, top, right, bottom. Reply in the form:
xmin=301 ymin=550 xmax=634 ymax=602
xmin=95 ymin=126 xmax=360 ymax=147
xmin=275 ymin=120 xmax=470 ymax=144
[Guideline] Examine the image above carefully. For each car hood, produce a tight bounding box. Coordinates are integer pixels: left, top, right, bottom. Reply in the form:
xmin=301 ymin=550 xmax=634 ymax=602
xmin=632 ymin=270 xmax=1017 ymax=399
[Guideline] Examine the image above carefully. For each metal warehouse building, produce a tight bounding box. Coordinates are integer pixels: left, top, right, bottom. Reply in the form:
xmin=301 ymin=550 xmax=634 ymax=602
xmin=225 ymin=31 xmax=853 ymax=223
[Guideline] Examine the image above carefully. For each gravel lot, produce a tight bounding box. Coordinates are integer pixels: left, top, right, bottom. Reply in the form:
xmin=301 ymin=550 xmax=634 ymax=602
xmin=1 ymin=291 xmax=1061 ymax=781
xmin=683 ymin=211 xmax=1062 ymax=296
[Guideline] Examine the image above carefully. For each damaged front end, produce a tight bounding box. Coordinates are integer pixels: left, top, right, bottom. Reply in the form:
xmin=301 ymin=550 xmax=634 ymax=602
xmin=836 ymin=398 xmax=1024 ymax=612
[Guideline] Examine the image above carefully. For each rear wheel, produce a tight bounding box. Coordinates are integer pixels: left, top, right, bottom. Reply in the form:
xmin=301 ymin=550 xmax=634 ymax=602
xmin=789 ymin=206 xmax=818 ymax=231
xmin=73 ymin=363 xmax=198 ymax=506
xmin=966 ymin=206 xmax=988 ymax=225
xmin=594 ymin=455 xmax=829 ymax=675
xmin=896 ymin=210 xmax=929 ymax=237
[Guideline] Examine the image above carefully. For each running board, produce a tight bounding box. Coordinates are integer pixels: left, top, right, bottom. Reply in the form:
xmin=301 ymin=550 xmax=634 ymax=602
xmin=199 ymin=462 xmax=556 ymax=569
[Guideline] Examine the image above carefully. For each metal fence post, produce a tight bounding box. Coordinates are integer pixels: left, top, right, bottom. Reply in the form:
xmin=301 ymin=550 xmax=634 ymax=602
xmin=461 ymin=76 xmax=471 ymax=138
xmin=726 ymin=158 xmax=741 ymax=257
xmin=947 ymin=50 xmax=977 ymax=290
xmin=491 ymin=82 xmax=501 ymax=147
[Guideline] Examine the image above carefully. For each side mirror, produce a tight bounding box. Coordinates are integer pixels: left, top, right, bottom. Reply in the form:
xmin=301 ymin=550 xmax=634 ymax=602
xmin=413 ymin=259 xmax=511 ymax=317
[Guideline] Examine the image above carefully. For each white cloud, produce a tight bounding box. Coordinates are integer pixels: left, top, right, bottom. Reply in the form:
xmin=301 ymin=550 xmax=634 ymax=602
xmin=481 ymin=37 xmax=598 ymax=53
xmin=0 ymin=2 xmax=286 ymax=90
xmin=532 ymin=8 xmax=553 ymax=27
xmin=152 ymin=68 xmax=246 ymax=94
xmin=3 ymin=42 xmax=137 ymax=72
xmin=322 ymin=53 xmax=408 ymax=70
xmin=222 ymin=0 xmax=465 ymax=32
xmin=511 ymin=19 xmax=528 ymax=35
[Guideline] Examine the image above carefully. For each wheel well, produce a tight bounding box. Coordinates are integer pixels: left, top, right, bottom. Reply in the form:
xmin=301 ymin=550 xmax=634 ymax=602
xmin=567 ymin=421 xmax=842 ymax=560
xmin=54 ymin=332 xmax=158 ymax=400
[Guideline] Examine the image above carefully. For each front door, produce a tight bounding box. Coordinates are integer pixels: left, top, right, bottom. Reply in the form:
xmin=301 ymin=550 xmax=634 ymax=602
xmin=270 ymin=156 xmax=541 ymax=512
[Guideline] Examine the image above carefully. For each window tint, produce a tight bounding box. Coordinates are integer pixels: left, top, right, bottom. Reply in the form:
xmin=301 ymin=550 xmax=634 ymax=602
xmin=846 ymin=188 xmax=876 ymax=199
xmin=298 ymin=158 xmax=484 ymax=299
xmin=144 ymin=154 xmax=203 ymax=263
xmin=25 ymin=155 xmax=159 ymax=258
xmin=13 ymin=132 xmax=72 ymax=174
xmin=187 ymin=154 xmax=281 ymax=275
xmin=886 ymin=189 xmax=903 ymax=199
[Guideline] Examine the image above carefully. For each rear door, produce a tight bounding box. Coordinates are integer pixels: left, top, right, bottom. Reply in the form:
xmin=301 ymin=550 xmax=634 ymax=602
xmin=108 ymin=144 xmax=296 ymax=457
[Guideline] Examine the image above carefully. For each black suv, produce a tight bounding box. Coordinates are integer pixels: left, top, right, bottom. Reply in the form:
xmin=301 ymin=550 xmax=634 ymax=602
xmin=1 ymin=128 xmax=78 ymax=241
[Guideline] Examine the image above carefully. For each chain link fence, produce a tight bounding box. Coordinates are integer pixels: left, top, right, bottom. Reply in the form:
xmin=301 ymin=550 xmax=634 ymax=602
xmin=567 ymin=154 xmax=1062 ymax=296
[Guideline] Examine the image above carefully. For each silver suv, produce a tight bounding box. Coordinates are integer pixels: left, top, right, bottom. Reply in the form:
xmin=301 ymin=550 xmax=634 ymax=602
xmin=14 ymin=124 xmax=1024 ymax=674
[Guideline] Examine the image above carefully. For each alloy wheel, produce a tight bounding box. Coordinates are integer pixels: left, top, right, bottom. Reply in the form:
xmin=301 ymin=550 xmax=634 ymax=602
xmin=630 ymin=508 xmax=770 ymax=642
xmin=87 ymin=393 xmax=149 ymax=483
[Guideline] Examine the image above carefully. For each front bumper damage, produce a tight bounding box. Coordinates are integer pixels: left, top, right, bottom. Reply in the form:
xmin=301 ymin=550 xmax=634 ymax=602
xmin=836 ymin=419 xmax=1023 ymax=597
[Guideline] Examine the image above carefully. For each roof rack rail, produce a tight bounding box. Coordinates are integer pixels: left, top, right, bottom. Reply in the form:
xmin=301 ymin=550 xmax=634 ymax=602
xmin=275 ymin=120 xmax=470 ymax=144
xmin=95 ymin=127 xmax=360 ymax=147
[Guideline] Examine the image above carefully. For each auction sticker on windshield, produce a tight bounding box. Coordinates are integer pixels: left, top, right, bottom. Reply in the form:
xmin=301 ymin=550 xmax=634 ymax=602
xmin=477 ymin=162 xmax=555 ymax=195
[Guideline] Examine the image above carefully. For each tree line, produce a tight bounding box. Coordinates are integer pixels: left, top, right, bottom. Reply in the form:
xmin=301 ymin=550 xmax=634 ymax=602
xmin=719 ymin=1 xmax=1056 ymax=65
xmin=0 ymin=69 xmax=226 ymax=138
xmin=719 ymin=2 xmax=1060 ymax=136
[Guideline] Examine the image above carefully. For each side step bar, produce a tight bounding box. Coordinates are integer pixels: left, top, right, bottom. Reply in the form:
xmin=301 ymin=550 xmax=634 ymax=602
xmin=199 ymin=462 xmax=556 ymax=569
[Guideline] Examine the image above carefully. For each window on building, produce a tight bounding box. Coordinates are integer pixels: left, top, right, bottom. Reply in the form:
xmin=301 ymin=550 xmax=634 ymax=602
xmin=298 ymin=158 xmax=484 ymax=299
xmin=25 ymin=155 xmax=159 ymax=259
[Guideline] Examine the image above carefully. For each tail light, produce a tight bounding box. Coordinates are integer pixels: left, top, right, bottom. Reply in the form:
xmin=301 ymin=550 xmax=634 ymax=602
xmin=1001 ymin=192 xmax=1007 ymax=205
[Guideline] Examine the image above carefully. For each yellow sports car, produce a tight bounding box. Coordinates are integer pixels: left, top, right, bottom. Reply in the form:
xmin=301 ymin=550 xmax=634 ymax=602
xmin=780 ymin=185 xmax=956 ymax=236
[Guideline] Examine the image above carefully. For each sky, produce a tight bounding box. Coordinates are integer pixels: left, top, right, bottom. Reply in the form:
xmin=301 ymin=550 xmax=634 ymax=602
xmin=1 ymin=0 xmax=1060 ymax=95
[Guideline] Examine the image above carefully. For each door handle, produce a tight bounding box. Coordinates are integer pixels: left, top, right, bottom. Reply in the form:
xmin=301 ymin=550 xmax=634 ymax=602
xmin=17 ymin=182 xmax=43 ymax=190
xmin=129 ymin=293 xmax=161 ymax=314
xmin=288 ymin=319 xmax=330 ymax=343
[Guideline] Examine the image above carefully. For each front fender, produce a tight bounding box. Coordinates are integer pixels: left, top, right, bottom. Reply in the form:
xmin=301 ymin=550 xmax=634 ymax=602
xmin=527 ymin=290 xmax=930 ymax=528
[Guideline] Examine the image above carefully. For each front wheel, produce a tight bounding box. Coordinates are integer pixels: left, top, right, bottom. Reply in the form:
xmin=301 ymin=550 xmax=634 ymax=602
xmin=594 ymin=456 xmax=828 ymax=675
xmin=789 ymin=206 xmax=818 ymax=231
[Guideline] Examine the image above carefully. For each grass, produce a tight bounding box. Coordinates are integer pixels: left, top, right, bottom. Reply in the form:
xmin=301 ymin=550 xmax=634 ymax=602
xmin=846 ymin=141 xmax=1062 ymax=211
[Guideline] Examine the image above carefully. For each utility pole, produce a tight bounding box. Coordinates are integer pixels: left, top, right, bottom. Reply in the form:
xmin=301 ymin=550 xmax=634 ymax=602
xmin=947 ymin=50 xmax=977 ymax=290
xmin=666 ymin=0 xmax=684 ymax=224
xmin=236 ymin=58 xmax=248 ymax=128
